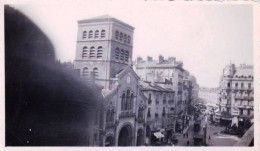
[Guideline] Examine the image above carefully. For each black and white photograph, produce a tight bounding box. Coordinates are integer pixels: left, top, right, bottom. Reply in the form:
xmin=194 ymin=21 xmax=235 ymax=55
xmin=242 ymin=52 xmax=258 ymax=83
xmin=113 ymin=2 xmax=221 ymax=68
xmin=3 ymin=1 xmax=257 ymax=148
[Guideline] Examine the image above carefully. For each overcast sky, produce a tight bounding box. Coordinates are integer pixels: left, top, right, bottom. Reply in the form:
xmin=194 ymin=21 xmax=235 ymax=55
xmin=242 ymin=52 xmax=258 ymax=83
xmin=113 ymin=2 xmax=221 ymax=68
xmin=11 ymin=2 xmax=253 ymax=88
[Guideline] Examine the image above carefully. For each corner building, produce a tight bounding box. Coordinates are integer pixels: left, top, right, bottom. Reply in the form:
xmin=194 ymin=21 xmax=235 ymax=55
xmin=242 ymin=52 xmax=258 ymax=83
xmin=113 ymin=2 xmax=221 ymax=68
xmin=216 ymin=64 xmax=254 ymax=127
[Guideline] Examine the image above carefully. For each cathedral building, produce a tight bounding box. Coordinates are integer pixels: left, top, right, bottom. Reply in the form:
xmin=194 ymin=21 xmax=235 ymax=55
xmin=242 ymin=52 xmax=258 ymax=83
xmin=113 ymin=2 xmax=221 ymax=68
xmin=74 ymin=15 xmax=198 ymax=146
xmin=74 ymin=15 xmax=147 ymax=146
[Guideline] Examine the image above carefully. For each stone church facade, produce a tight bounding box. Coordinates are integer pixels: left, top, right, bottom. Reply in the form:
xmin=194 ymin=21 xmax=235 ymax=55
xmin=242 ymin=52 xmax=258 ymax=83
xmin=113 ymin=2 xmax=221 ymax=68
xmin=74 ymin=15 xmax=198 ymax=146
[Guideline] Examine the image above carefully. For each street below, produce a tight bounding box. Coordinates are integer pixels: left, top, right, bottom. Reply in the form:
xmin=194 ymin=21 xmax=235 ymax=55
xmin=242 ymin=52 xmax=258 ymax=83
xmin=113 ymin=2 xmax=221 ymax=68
xmin=174 ymin=113 xmax=240 ymax=146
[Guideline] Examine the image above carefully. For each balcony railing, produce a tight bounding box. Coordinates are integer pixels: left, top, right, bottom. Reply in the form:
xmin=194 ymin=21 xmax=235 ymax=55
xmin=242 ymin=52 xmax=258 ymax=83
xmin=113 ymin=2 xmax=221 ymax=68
xmin=238 ymin=105 xmax=253 ymax=109
xmin=233 ymin=87 xmax=254 ymax=91
xmin=233 ymin=95 xmax=253 ymax=100
xmin=119 ymin=110 xmax=135 ymax=118
xmin=244 ymin=96 xmax=254 ymax=100
xmin=221 ymin=87 xmax=254 ymax=91
xmin=239 ymin=114 xmax=254 ymax=118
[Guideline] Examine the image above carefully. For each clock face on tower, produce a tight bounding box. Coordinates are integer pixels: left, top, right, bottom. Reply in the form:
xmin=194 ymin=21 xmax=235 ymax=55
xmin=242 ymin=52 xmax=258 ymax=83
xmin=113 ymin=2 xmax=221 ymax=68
xmin=126 ymin=76 xmax=131 ymax=84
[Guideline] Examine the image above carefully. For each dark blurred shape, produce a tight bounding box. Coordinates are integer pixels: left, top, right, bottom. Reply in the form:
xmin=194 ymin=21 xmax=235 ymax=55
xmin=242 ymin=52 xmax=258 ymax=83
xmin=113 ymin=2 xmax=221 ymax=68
xmin=5 ymin=5 xmax=103 ymax=146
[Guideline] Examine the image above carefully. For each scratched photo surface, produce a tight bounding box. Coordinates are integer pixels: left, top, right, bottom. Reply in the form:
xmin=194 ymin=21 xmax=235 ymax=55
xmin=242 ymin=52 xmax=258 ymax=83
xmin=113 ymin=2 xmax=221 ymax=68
xmin=5 ymin=3 xmax=253 ymax=146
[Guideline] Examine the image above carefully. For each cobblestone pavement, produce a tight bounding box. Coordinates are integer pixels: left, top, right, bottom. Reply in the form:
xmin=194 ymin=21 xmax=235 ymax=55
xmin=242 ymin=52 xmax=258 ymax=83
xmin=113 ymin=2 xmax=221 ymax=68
xmin=206 ymin=118 xmax=240 ymax=146
xmin=174 ymin=114 xmax=241 ymax=146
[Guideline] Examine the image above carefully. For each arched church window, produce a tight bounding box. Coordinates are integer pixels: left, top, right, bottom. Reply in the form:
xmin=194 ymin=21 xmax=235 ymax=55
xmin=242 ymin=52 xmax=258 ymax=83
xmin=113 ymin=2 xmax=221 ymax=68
xmin=88 ymin=30 xmax=93 ymax=39
xmin=82 ymin=31 xmax=87 ymax=39
xmin=120 ymin=49 xmax=124 ymax=61
xmin=101 ymin=30 xmax=106 ymax=38
xmin=115 ymin=47 xmax=120 ymax=60
xmin=127 ymin=35 xmax=131 ymax=44
xmin=138 ymin=107 xmax=142 ymax=119
xmin=124 ymin=34 xmax=127 ymax=43
xmin=94 ymin=30 xmax=99 ymax=38
xmin=110 ymin=109 xmax=114 ymax=122
xmin=82 ymin=46 xmax=88 ymax=58
xmin=129 ymin=93 xmax=134 ymax=110
xmin=82 ymin=67 xmax=89 ymax=77
xmin=119 ymin=32 xmax=123 ymax=41
xmin=125 ymin=50 xmax=129 ymax=62
xmin=106 ymin=110 xmax=110 ymax=122
xmin=115 ymin=31 xmax=119 ymax=39
xmin=93 ymin=67 xmax=98 ymax=77
xmin=121 ymin=93 xmax=126 ymax=111
xmin=97 ymin=46 xmax=103 ymax=58
xmin=90 ymin=46 xmax=95 ymax=58
xmin=126 ymin=90 xmax=131 ymax=110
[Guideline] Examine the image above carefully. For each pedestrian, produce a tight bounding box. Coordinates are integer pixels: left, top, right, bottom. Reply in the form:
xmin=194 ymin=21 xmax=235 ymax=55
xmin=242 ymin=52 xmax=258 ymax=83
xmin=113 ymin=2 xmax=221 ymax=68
xmin=187 ymin=140 xmax=190 ymax=146
xmin=209 ymin=135 xmax=211 ymax=140
xmin=187 ymin=133 xmax=189 ymax=138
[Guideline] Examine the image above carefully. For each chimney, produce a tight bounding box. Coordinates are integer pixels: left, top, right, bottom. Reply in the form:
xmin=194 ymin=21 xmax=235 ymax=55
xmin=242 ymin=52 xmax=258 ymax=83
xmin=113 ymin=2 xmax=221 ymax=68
xmin=168 ymin=57 xmax=176 ymax=63
xmin=159 ymin=55 xmax=164 ymax=63
xmin=147 ymin=56 xmax=153 ymax=62
xmin=137 ymin=57 xmax=143 ymax=63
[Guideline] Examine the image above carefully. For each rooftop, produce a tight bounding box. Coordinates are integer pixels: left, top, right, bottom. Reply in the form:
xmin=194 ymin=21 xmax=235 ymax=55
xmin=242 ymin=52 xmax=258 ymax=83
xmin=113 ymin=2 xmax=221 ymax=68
xmin=140 ymin=80 xmax=174 ymax=93
xmin=135 ymin=55 xmax=183 ymax=69
xmin=78 ymin=14 xmax=135 ymax=30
